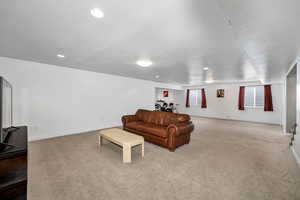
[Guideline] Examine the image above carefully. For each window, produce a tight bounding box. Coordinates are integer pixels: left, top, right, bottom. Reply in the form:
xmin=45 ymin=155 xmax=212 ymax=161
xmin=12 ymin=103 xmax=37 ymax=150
xmin=189 ymin=89 xmax=202 ymax=106
xmin=245 ymin=86 xmax=264 ymax=108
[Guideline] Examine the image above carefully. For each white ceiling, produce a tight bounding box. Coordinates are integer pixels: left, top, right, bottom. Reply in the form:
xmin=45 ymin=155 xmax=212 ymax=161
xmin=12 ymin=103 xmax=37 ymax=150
xmin=0 ymin=0 xmax=299 ymax=85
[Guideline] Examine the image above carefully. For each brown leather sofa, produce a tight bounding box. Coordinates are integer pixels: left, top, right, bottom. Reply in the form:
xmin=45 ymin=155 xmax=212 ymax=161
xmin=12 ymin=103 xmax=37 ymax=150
xmin=122 ymin=109 xmax=194 ymax=151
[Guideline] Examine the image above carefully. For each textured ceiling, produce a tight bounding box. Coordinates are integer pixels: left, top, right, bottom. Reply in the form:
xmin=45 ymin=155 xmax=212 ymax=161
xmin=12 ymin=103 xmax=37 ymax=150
xmin=0 ymin=0 xmax=299 ymax=84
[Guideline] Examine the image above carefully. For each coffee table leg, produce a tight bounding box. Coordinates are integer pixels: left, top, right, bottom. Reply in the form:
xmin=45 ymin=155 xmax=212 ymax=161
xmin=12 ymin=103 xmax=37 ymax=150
xmin=142 ymin=142 xmax=144 ymax=158
xmin=98 ymin=135 xmax=103 ymax=149
xmin=123 ymin=144 xmax=131 ymax=163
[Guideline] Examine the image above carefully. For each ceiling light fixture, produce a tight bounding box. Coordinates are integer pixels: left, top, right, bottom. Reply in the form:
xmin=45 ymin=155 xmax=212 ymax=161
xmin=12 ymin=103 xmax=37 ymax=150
xmin=203 ymin=67 xmax=209 ymax=71
xmin=136 ymin=60 xmax=153 ymax=67
xmin=205 ymin=80 xmax=214 ymax=84
xmin=57 ymin=54 xmax=65 ymax=58
xmin=90 ymin=8 xmax=104 ymax=18
xmin=155 ymin=75 xmax=160 ymax=79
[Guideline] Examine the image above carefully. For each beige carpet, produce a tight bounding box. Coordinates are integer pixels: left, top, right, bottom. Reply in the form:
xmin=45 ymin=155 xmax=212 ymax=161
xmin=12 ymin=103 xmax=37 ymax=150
xmin=28 ymin=117 xmax=300 ymax=200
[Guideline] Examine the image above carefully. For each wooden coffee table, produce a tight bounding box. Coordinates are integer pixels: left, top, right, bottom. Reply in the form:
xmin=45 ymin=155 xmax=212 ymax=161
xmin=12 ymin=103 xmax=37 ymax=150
xmin=98 ymin=128 xmax=144 ymax=163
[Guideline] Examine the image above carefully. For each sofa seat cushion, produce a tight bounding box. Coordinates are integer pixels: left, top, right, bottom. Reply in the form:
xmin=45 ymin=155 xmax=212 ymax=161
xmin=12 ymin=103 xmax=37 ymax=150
xmin=126 ymin=122 xmax=168 ymax=138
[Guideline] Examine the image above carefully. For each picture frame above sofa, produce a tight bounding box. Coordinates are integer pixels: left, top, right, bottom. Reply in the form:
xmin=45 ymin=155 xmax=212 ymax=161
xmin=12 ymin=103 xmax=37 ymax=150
xmin=163 ymin=90 xmax=169 ymax=97
xmin=217 ymin=89 xmax=224 ymax=98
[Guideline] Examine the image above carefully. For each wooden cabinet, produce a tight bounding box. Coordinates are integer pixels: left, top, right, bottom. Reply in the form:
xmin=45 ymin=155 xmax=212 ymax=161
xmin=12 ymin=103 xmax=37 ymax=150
xmin=0 ymin=126 xmax=27 ymax=200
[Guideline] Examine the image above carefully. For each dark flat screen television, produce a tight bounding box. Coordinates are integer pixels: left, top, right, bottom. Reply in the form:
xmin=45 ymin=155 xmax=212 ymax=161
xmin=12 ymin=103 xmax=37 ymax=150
xmin=0 ymin=77 xmax=13 ymax=146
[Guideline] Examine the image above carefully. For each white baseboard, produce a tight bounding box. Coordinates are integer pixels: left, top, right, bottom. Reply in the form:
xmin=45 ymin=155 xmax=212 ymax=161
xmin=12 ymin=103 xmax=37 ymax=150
xmin=291 ymin=146 xmax=300 ymax=168
xmin=29 ymin=125 xmax=122 ymax=142
xmin=190 ymin=115 xmax=281 ymax=126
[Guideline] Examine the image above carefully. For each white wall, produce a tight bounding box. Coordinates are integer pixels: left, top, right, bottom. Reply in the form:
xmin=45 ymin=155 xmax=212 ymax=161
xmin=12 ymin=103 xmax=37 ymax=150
xmin=0 ymin=57 xmax=179 ymax=141
xmin=283 ymin=59 xmax=300 ymax=167
xmin=179 ymin=83 xmax=283 ymax=125
xmin=294 ymin=61 xmax=300 ymax=165
xmin=286 ymin=72 xmax=297 ymax=132
xmin=174 ymin=90 xmax=185 ymax=111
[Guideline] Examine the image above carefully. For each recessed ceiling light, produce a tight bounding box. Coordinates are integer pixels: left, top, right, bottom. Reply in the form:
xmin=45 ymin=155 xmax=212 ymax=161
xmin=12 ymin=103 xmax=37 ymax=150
xmin=155 ymin=75 xmax=160 ymax=79
xmin=205 ymin=80 xmax=214 ymax=84
xmin=203 ymin=67 xmax=209 ymax=71
xmin=136 ymin=60 xmax=153 ymax=67
xmin=57 ymin=54 xmax=65 ymax=58
xmin=90 ymin=8 xmax=104 ymax=18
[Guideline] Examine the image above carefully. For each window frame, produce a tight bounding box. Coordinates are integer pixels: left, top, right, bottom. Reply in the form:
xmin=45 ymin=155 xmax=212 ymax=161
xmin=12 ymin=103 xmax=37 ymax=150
xmin=244 ymin=86 xmax=264 ymax=109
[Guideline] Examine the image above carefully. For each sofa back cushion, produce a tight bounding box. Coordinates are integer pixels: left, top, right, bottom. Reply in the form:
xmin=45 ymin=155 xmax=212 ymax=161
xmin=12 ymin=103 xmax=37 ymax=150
xmin=135 ymin=109 xmax=190 ymax=126
xmin=136 ymin=109 xmax=152 ymax=122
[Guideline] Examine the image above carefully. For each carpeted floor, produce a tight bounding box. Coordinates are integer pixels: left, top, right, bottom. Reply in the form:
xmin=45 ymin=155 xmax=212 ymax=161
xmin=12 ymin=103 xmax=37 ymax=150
xmin=28 ymin=117 xmax=300 ymax=200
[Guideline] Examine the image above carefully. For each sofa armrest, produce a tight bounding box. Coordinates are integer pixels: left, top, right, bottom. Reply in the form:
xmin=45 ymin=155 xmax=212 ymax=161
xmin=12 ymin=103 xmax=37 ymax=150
xmin=167 ymin=121 xmax=194 ymax=136
xmin=122 ymin=115 xmax=138 ymax=126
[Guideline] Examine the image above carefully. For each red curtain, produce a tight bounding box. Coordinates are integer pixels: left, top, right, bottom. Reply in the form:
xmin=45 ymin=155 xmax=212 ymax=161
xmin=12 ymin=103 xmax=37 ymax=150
xmin=186 ymin=89 xmax=190 ymax=108
xmin=264 ymin=85 xmax=273 ymax=111
xmin=201 ymin=88 xmax=207 ymax=108
xmin=238 ymin=86 xmax=245 ymax=110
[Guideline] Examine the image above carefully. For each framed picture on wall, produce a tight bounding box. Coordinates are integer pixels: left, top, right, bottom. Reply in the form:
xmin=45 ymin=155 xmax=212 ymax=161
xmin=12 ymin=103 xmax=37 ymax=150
xmin=163 ymin=90 xmax=169 ymax=97
xmin=217 ymin=89 xmax=224 ymax=98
